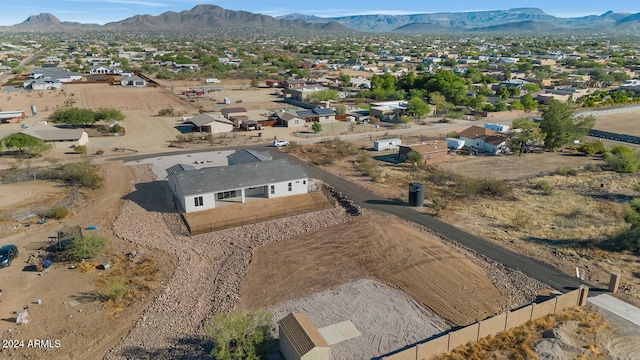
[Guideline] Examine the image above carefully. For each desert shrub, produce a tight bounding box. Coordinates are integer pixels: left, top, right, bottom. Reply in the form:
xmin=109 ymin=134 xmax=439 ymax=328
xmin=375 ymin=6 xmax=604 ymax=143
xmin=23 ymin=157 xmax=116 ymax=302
xmin=558 ymin=166 xmax=577 ymax=176
xmin=445 ymin=131 xmax=459 ymax=138
xmin=456 ymin=179 xmax=480 ymax=197
xmin=537 ymin=180 xmax=553 ymax=195
xmin=158 ymin=107 xmax=176 ymax=116
xmin=61 ymin=161 xmax=103 ymax=189
xmin=512 ymin=211 xmax=532 ymax=229
xmin=604 ymin=146 xmax=640 ymax=173
xmin=101 ymin=277 xmax=130 ymax=301
xmin=67 ymin=234 xmax=107 ymax=260
xmin=578 ymin=140 xmax=606 ymax=156
xmin=94 ymin=149 xmax=104 ymax=155
xmin=74 ymin=145 xmax=87 ymax=154
xmin=111 ymin=124 xmax=124 ymax=133
xmin=585 ymin=163 xmax=601 ymax=172
xmin=432 ymin=197 xmax=448 ymax=216
xmin=478 ymin=178 xmax=512 ymax=197
xmin=47 ymin=205 xmax=70 ymax=220
xmin=354 ymin=153 xmax=380 ymax=181
xmin=405 ymin=150 xmax=424 ymax=168
xmin=205 ymin=310 xmax=272 ymax=360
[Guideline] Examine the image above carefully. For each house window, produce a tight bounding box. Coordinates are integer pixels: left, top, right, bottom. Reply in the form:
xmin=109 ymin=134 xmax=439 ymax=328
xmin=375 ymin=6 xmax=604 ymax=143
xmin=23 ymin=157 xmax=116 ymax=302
xmin=194 ymin=196 xmax=203 ymax=207
xmin=270 ymin=185 xmax=275 ymax=194
xmin=288 ymin=182 xmax=292 ymax=192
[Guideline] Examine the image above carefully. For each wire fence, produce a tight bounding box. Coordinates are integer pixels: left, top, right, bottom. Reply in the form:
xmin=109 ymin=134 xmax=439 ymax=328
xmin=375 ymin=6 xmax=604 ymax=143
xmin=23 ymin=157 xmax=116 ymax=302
xmin=184 ymin=202 xmax=333 ymax=236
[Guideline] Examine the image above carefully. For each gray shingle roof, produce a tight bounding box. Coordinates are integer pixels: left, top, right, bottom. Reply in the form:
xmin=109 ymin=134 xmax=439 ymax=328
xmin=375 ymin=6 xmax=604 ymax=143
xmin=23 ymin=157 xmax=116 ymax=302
xmin=226 ymin=149 xmax=272 ymax=165
xmin=188 ymin=113 xmax=233 ymax=127
xmin=168 ymin=159 xmax=307 ymax=196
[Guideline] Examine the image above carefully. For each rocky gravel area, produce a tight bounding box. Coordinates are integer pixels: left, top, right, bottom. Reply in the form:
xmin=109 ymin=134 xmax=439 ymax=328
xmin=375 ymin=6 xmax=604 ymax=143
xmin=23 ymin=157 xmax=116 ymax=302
xmin=104 ymin=165 xmax=354 ymax=359
xmin=104 ymin=164 xmax=551 ymax=359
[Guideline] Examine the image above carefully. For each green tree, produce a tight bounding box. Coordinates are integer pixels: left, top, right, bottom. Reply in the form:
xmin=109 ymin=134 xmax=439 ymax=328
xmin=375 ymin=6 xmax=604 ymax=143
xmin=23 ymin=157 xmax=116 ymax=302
xmin=429 ymin=91 xmax=451 ymax=115
xmin=523 ymin=83 xmax=541 ymax=93
xmin=399 ymin=115 xmax=411 ymax=128
xmin=406 ymin=97 xmax=430 ymax=118
xmin=604 ymin=146 xmax=640 ymax=173
xmin=94 ymin=108 xmax=125 ymax=122
xmin=498 ymin=85 xmax=510 ymax=100
xmin=50 ymin=107 xmax=96 ymax=127
xmin=312 ymin=121 xmax=322 ymax=133
xmin=509 ymin=118 xmax=545 ymax=152
xmin=206 ymin=310 xmax=272 ymax=360
xmin=339 ymin=73 xmax=351 ymax=87
xmin=539 ymin=100 xmax=595 ymax=150
xmin=334 ymin=104 xmax=347 ymax=116
xmin=422 ymin=70 xmax=467 ymax=104
xmin=307 ymin=89 xmax=339 ymax=102
xmin=520 ymin=93 xmax=538 ymax=112
xmin=494 ymin=101 xmax=508 ymax=112
xmin=1 ymin=133 xmax=52 ymax=156
xmin=509 ymin=99 xmax=524 ymax=111
xmin=406 ymin=150 xmax=424 ymax=167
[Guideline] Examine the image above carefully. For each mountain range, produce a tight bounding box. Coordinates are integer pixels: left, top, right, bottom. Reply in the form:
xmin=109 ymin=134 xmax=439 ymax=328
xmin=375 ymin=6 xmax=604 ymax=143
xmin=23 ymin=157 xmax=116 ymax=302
xmin=3 ymin=5 xmax=640 ymax=34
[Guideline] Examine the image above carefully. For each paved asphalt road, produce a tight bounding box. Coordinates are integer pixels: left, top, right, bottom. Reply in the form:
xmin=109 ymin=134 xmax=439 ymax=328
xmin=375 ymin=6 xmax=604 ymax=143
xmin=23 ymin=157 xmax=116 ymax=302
xmin=114 ymin=144 xmax=591 ymax=294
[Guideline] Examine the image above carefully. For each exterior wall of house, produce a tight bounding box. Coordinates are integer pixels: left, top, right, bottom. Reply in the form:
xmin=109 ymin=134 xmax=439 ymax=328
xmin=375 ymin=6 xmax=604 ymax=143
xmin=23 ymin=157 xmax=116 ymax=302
xmin=206 ymin=122 xmax=234 ymax=134
xmin=266 ymin=178 xmax=308 ymax=199
xmin=317 ymin=115 xmax=335 ymax=123
xmin=286 ymin=118 xmax=305 ymax=128
xmin=423 ymin=151 xmax=448 ymax=164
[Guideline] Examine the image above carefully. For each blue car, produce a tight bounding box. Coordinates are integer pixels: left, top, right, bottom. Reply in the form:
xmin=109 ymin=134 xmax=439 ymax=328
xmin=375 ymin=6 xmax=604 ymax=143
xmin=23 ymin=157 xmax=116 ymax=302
xmin=0 ymin=244 xmax=18 ymax=268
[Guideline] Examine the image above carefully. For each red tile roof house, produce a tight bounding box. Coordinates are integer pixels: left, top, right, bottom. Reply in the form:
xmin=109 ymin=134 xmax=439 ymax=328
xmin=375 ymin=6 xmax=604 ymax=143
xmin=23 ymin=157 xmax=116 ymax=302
xmin=458 ymin=125 xmax=508 ymax=155
xmin=399 ymin=142 xmax=449 ymax=165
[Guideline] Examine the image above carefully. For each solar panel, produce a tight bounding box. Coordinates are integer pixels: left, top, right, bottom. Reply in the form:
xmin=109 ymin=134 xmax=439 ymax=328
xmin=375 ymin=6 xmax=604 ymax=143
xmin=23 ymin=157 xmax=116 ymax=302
xmin=313 ymin=108 xmax=335 ymax=115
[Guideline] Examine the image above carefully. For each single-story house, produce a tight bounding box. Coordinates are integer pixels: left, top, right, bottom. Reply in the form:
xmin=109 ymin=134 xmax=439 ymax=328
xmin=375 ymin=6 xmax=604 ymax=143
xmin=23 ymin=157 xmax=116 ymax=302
xmin=284 ymin=79 xmax=306 ymax=88
xmin=121 ymin=77 xmax=146 ymax=87
xmin=295 ymin=108 xmax=336 ymax=124
xmin=226 ymin=149 xmax=272 ymax=166
xmin=24 ymin=78 xmax=63 ymax=91
xmin=369 ymin=101 xmax=407 ymax=122
xmin=167 ymin=159 xmax=309 ymax=213
xmin=30 ymin=67 xmax=82 ymax=82
xmin=221 ymin=107 xmax=248 ymax=120
xmin=89 ymin=66 xmax=123 ymax=75
xmin=458 ymin=125 xmax=507 ymax=155
xmin=279 ymin=313 xmax=330 ymax=360
xmin=399 ymin=143 xmax=448 ymax=164
xmin=266 ymin=79 xmax=281 ymax=88
xmin=289 ymin=85 xmax=328 ymax=101
xmin=2 ymin=123 xmax=89 ymax=147
xmin=186 ymin=113 xmax=234 ymax=134
xmin=276 ymin=112 xmax=306 ymax=128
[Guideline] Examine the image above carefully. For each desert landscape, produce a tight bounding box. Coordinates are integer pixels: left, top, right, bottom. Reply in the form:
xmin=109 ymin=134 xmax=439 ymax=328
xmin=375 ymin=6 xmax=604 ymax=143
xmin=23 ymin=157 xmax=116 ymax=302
xmin=0 ymin=75 xmax=639 ymax=360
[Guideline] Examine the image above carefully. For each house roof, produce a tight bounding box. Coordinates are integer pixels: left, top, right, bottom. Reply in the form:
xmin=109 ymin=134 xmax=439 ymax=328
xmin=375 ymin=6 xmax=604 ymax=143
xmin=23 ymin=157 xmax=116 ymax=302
xmin=400 ymin=143 xmax=447 ymax=154
xmin=458 ymin=125 xmax=497 ymax=140
xmin=221 ymin=107 xmax=247 ymax=116
xmin=188 ymin=113 xmax=234 ymax=127
xmin=165 ymin=163 xmax=196 ymax=175
xmin=279 ymin=313 xmax=329 ymax=356
xmin=31 ymin=67 xmax=81 ymax=79
xmin=277 ymin=112 xmax=301 ymax=121
xmin=296 ymin=108 xmax=336 ymax=118
xmin=226 ymin=149 xmax=272 ymax=165
xmin=484 ymin=135 xmax=508 ymax=146
xmin=168 ymin=159 xmax=307 ymax=196
xmin=20 ymin=124 xmax=86 ymax=142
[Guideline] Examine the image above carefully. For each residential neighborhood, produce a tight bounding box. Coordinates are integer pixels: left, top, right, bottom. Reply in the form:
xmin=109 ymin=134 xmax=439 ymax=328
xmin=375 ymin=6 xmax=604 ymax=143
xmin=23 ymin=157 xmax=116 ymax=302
xmin=0 ymin=4 xmax=639 ymax=360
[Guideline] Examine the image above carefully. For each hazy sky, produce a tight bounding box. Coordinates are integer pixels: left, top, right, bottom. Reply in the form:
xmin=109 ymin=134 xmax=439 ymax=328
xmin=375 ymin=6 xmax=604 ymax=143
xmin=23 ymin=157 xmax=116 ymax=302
xmin=2 ymin=1 xmax=639 ymax=26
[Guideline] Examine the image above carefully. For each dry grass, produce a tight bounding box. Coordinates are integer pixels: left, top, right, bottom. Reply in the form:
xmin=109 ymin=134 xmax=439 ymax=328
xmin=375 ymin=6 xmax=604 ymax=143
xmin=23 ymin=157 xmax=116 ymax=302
xmin=96 ymin=254 xmax=161 ymax=317
xmin=435 ymin=307 xmax=607 ymax=360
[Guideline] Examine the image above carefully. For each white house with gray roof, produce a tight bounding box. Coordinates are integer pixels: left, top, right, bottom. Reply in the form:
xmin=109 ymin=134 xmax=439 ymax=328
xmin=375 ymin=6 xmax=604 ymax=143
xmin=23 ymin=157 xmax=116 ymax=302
xmin=167 ymin=159 xmax=308 ymax=213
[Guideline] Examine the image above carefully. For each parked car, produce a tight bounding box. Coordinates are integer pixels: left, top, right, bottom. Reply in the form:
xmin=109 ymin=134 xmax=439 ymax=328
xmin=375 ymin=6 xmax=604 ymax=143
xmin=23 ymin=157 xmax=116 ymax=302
xmin=272 ymin=140 xmax=290 ymax=147
xmin=0 ymin=244 xmax=18 ymax=268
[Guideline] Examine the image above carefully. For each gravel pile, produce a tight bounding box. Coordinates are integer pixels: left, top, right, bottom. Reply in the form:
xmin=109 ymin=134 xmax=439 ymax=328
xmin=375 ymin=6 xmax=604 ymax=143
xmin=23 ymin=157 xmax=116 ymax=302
xmin=105 ymin=165 xmax=354 ymax=359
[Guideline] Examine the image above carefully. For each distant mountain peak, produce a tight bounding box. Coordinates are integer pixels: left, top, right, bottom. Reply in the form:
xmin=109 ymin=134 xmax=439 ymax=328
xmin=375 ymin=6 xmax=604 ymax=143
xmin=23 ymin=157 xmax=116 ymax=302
xmin=507 ymin=8 xmax=547 ymax=15
xmin=21 ymin=13 xmax=61 ymax=25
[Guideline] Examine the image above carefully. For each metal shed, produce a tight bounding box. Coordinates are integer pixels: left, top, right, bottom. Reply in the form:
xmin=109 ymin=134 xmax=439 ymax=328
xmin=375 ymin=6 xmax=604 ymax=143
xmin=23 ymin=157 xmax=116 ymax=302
xmin=279 ymin=313 xmax=330 ymax=360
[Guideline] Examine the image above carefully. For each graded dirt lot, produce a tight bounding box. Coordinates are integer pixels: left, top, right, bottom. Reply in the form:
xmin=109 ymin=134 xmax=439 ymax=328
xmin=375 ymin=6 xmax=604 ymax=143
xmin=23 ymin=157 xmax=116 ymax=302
xmin=243 ymin=212 xmax=542 ymax=326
